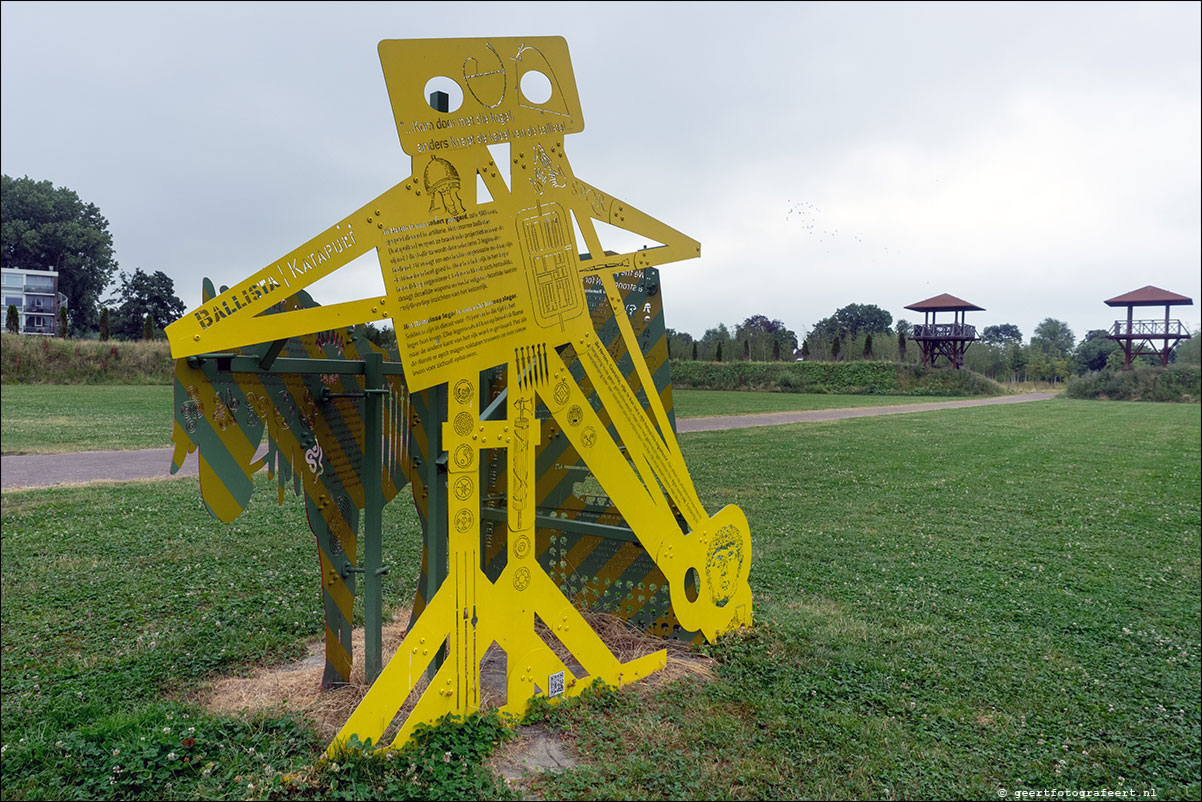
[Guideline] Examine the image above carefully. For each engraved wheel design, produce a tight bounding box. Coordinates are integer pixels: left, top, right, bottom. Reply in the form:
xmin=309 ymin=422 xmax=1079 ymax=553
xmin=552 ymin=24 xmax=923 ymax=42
xmin=513 ymin=535 xmax=531 ymax=558
xmin=512 ymin=566 xmax=531 ymax=591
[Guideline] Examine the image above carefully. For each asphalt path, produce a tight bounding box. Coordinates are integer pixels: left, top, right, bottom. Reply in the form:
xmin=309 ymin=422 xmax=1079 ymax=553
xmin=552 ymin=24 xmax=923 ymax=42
xmin=2 ymin=393 xmax=1056 ymax=491
xmin=676 ymin=392 xmax=1057 ymax=432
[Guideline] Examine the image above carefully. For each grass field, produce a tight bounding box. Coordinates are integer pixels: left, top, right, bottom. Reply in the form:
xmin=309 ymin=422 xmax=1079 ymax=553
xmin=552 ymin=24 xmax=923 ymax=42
xmin=1 ymin=399 xmax=1198 ymax=799
xmin=1 ymin=385 xmax=175 ymax=455
xmin=0 ymin=386 xmax=975 ymax=455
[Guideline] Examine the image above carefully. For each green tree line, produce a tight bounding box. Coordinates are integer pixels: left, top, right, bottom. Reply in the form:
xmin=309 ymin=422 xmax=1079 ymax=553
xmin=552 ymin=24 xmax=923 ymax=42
xmin=670 ymin=302 xmax=1200 ymax=382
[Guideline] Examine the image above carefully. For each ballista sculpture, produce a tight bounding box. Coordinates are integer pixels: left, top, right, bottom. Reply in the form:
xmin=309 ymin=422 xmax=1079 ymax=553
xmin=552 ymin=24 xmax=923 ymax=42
xmin=166 ymin=36 xmax=753 ymax=752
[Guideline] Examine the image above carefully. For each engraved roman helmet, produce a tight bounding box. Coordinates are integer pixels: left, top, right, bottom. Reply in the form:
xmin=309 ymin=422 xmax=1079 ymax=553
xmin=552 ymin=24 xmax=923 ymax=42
xmin=423 ymin=156 xmax=464 ymax=215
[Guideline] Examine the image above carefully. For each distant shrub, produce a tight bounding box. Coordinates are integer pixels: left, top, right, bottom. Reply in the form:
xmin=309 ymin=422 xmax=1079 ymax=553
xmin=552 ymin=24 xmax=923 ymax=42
xmin=669 ymin=360 xmax=1006 ymax=397
xmin=1066 ymin=364 xmax=1200 ymax=402
xmin=0 ymin=333 xmax=173 ymax=384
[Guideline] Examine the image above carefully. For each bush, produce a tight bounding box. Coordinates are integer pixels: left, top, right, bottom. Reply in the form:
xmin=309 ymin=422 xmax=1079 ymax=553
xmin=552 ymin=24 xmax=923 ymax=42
xmin=669 ymin=360 xmax=1006 ymax=397
xmin=1066 ymin=364 xmax=1201 ymax=402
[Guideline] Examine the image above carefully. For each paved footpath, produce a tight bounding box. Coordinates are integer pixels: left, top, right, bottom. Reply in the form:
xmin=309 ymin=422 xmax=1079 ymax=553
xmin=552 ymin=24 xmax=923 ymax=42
xmin=676 ymin=392 xmax=1057 ymax=432
xmin=2 ymin=393 xmax=1056 ymax=492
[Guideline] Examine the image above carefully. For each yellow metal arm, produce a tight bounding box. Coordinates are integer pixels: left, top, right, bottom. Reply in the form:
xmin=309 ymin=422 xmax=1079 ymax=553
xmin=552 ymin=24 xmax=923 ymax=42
xmin=166 ymin=187 xmax=403 ymax=358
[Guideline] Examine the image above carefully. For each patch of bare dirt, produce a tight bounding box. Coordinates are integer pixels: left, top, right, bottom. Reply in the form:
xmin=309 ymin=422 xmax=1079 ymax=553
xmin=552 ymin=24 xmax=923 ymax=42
xmin=194 ymin=608 xmax=715 ymax=755
xmin=491 ymin=724 xmax=579 ymax=783
xmin=196 ymin=610 xmax=413 ymax=742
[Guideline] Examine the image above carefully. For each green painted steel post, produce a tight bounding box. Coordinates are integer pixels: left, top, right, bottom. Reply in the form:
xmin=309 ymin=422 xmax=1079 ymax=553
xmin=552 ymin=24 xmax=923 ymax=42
xmin=424 ymin=382 xmax=448 ymax=677
xmin=364 ymin=351 xmax=384 ymax=684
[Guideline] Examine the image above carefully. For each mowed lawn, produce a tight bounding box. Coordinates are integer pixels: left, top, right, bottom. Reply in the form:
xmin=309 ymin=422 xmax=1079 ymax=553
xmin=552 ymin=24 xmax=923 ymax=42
xmin=0 ymin=398 xmax=1198 ymax=800
xmin=1 ymin=385 xmax=175 ymax=454
xmin=0 ymin=385 xmax=971 ymax=455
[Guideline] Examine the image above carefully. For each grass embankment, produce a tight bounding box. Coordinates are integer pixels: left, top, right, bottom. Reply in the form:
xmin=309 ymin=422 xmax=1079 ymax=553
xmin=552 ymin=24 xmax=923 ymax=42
xmin=2 ymin=399 xmax=1198 ymax=799
xmin=671 ymin=359 xmax=1007 ymax=396
xmin=1067 ymin=364 xmax=1200 ymax=402
xmin=1 ymin=334 xmax=173 ymax=384
xmin=1 ymin=385 xmax=175 ymax=454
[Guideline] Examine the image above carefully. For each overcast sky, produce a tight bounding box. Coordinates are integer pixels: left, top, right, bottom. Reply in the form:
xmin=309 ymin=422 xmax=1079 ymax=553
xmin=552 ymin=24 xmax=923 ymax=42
xmin=3 ymin=1 xmax=1199 ymax=344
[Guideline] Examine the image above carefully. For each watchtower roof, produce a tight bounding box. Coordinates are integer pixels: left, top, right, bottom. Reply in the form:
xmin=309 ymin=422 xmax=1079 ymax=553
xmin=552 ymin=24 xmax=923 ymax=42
xmin=904 ymin=293 xmax=984 ymax=312
xmin=1104 ymin=286 xmax=1193 ymax=307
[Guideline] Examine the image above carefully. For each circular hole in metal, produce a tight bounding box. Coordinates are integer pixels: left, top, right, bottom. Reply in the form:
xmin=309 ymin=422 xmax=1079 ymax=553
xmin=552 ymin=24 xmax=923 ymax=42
xmin=519 ymin=70 xmax=552 ymax=104
xmin=423 ymin=76 xmax=463 ymax=113
xmin=684 ymin=567 xmax=700 ymax=603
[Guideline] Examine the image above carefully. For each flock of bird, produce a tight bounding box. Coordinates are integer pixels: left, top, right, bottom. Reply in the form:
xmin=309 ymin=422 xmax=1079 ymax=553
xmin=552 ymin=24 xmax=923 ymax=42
xmin=785 ymin=199 xmax=889 ymax=254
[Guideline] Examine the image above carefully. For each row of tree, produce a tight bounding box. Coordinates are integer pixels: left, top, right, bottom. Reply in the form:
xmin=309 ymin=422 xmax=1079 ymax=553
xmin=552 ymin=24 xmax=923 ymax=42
xmin=2 ymin=175 xmax=184 ymax=339
xmin=669 ymin=303 xmax=1199 ymax=381
xmin=668 ymin=315 xmax=800 ymax=363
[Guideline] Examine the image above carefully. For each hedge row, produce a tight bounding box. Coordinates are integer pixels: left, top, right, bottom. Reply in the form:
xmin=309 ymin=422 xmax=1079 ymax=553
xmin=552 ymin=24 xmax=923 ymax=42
xmin=0 ymin=334 xmax=174 ymax=384
xmin=1065 ymin=364 xmax=1201 ymax=402
xmin=1 ymin=336 xmax=1017 ymax=398
xmin=668 ymin=360 xmax=1006 ymax=396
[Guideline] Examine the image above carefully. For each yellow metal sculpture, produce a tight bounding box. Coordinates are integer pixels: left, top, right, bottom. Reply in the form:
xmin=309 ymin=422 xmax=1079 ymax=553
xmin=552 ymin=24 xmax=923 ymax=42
xmin=166 ymin=36 xmax=752 ymax=752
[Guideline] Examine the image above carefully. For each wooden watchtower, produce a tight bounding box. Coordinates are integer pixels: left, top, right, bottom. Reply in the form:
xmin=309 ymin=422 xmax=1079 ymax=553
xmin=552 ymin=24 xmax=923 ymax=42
xmin=905 ymin=293 xmax=983 ymax=370
xmin=1105 ymin=286 xmax=1193 ymax=366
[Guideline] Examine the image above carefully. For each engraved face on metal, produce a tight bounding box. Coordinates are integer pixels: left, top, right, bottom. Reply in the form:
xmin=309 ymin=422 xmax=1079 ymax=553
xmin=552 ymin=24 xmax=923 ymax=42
xmin=705 ymin=524 xmax=743 ymax=607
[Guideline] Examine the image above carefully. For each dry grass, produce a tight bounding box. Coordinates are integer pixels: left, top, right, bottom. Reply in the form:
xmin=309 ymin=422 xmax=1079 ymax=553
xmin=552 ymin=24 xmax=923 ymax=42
xmin=195 ymin=608 xmax=714 ymax=743
xmin=198 ymin=611 xmax=414 ymax=741
xmin=577 ymin=611 xmax=716 ymax=686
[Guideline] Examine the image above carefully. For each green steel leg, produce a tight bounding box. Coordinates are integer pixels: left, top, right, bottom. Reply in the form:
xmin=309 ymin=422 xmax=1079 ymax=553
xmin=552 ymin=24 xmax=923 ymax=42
xmin=424 ymin=382 xmax=448 ymax=678
xmin=364 ymin=352 xmax=384 ymax=684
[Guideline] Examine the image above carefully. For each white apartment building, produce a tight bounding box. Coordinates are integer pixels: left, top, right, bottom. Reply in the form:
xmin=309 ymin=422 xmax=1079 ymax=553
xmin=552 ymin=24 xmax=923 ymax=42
xmin=2 ymin=267 xmax=66 ymax=335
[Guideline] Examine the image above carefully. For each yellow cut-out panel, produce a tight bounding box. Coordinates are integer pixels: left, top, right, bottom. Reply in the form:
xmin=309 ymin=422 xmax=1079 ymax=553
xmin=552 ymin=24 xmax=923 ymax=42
xmin=164 ymin=36 xmax=752 ymax=754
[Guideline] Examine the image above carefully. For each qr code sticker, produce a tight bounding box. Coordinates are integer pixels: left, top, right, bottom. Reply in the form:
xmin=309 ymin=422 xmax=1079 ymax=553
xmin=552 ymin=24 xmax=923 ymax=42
xmin=548 ymin=671 xmax=565 ymax=697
